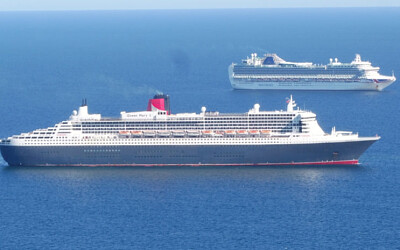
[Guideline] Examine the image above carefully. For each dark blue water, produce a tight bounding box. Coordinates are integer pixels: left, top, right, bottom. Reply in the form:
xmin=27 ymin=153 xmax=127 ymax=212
xmin=0 ymin=8 xmax=399 ymax=248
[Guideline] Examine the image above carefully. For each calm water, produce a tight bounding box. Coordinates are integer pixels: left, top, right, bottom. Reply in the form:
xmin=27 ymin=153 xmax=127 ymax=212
xmin=0 ymin=8 xmax=399 ymax=248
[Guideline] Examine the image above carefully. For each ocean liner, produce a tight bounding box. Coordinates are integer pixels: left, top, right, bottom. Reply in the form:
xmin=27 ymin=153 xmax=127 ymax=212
xmin=229 ymin=53 xmax=395 ymax=91
xmin=0 ymin=94 xmax=379 ymax=166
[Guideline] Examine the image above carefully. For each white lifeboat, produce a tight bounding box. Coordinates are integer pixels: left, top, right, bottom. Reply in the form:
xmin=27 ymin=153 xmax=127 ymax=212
xmin=143 ymin=130 xmax=156 ymax=137
xmin=157 ymin=130 xmax=171 ymax=137
xmin=187 ymin=130 xmax=200 ymax=137
xmin=172 ymin=130 xmax=185 ymax=137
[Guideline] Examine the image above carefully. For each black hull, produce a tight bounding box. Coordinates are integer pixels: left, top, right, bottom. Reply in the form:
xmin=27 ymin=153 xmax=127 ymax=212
xmin=0 ymin=140 xmax=377 ymax=167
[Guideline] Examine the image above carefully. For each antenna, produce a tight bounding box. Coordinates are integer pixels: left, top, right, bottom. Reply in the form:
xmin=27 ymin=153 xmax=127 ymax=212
xmin=81 ymin=98 xmax=88 ymax=106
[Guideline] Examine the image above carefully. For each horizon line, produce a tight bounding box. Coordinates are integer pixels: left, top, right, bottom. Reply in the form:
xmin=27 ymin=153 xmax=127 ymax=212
xmin=0 ymin=6 xmax=399 ymax=12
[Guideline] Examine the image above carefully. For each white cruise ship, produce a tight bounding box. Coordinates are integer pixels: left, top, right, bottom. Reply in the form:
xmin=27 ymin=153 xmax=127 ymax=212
xmin=229 ymin=53 xmax=395 ymax=91
xmin=0 ymin=94 xmax=379 ymax=167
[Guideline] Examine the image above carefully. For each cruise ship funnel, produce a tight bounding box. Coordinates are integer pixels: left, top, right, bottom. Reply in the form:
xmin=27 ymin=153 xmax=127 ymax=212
xmin=147 ymin=94 xmax=170 ymax=114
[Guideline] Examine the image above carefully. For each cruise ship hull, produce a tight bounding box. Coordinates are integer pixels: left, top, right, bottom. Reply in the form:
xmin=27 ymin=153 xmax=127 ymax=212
xmin=0 ymin=139 xmax=377 ymax=167
xmin=230 ymin=79 xmax=394 ymax=91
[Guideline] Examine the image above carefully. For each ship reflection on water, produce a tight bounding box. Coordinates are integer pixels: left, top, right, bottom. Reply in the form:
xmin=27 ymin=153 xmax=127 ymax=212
xmin=2 ymin=164 xmax=365 ymax=188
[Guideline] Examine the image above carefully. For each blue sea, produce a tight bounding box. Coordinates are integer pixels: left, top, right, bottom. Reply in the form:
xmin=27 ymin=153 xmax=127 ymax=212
xmin=0 ymin=8 xmax=399 ymax=248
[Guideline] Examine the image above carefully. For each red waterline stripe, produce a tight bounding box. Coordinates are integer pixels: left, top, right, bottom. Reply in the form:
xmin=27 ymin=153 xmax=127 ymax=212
xmin=37 ymin=160 xmax=359 ymax=167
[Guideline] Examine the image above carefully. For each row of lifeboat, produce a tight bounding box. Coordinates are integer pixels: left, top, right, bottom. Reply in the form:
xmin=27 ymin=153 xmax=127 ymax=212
xmin=118 ymin=130 xmax=271 ymax=138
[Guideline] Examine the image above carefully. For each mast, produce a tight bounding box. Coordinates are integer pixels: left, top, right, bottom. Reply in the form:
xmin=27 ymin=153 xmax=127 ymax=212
xmin=287 ymin=95 xmax=296 ymax=112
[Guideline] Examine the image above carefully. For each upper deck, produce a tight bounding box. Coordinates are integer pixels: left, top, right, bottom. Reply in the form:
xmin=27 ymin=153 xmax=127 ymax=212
xmin=233 ymin=53 xmax=381 ymax=77
xmin=3 ymin=96 xmax=327 ymax=142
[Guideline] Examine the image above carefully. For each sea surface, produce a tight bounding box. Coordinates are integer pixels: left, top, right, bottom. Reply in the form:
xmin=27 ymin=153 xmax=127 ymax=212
xmin=0 ymin=8 xmax=399 ymax=249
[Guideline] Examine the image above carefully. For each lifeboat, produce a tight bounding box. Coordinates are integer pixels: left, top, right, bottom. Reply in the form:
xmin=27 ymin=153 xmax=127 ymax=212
xmin=202 ymin=130 xmax=214 ymax=137
xmin=143 ymin=130 xmax=156 ymax=137
xmin=118 ymin=131 xmax=131 ymax=138
xmin=260 ymin=130 xmax=271 ymax=136
xmin=224 ymin=130 xmax=236 ymax=137
xmin=249 ymin=130 xmax=260 ymax=135
xmin=213 ymin=131 xmax=224 ymax=137
xmin=187 ymin=130 xmax=200 ymax=137
xmin=130 ymin=131 xmax=143 ymax=137
xmin=157 ymin=130 xmax=171 ymax=137
xmin=236 ymin=130 xmax=248 ymax=136
xmin=172 ymin=130 xmax=185 ymax=137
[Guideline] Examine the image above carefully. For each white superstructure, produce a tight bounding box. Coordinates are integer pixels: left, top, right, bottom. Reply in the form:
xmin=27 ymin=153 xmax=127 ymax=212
xmin=229 ymin=54 xmax=396 ymax=91
xmin=1 ymin=96 xmax=377 ymax=147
